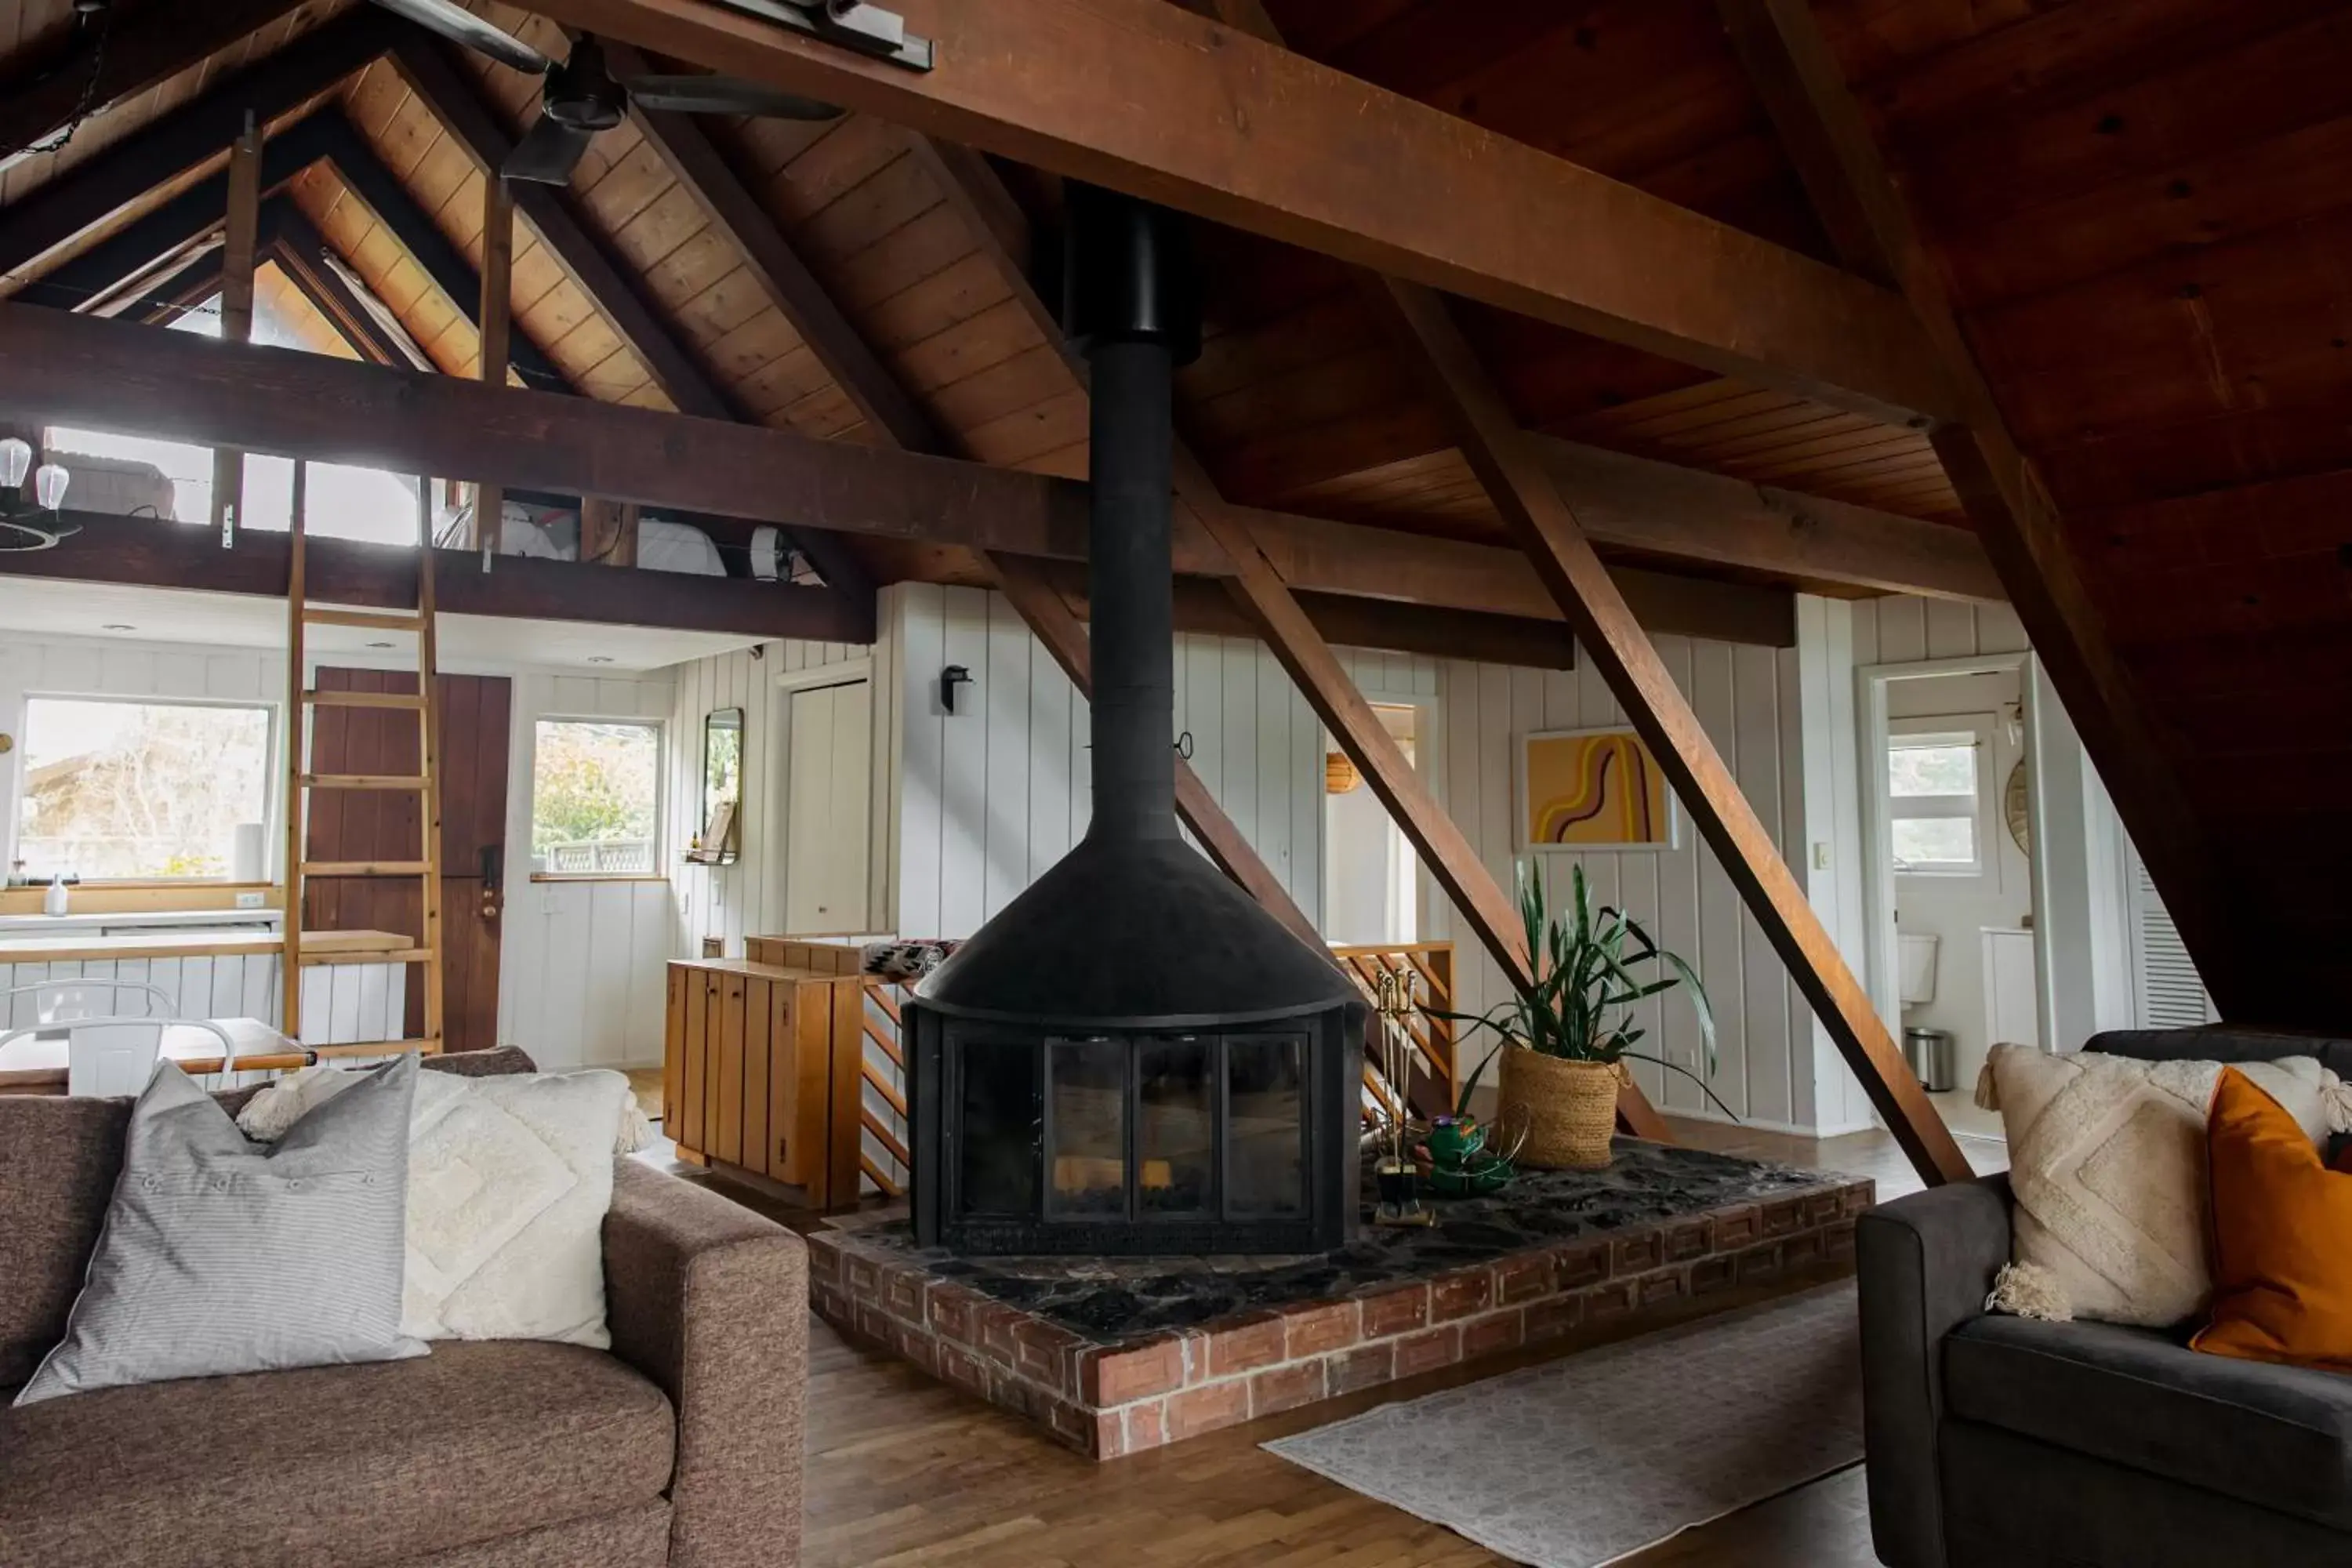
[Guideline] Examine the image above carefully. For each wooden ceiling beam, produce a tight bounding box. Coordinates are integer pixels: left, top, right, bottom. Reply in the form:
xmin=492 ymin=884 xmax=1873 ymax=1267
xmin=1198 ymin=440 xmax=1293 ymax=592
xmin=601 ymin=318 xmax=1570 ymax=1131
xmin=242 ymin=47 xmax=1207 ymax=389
xmin=267 ymin=201 xmax=427 ymax=370
xmin=0 ymin=512 xmax=872 ymax=643
xmin=1711 ymin=0 xmax=2234 ymax=1011
xmin=0 ymin=9 xmax=400 ymax=288
xmin=0 ymin=301 xmax=1790 ymax=643
xmin=0 ymin=0 xmax=304 ymax=165
xmin=523 ymin=0 xmax=1958 ymax=427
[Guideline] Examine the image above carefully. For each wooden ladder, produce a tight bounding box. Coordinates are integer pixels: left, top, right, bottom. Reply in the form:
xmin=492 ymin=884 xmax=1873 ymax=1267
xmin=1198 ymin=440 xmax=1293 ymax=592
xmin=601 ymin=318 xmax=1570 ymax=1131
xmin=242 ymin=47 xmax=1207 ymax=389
xmin=281 ymin=463 xmax=445 ymax=1057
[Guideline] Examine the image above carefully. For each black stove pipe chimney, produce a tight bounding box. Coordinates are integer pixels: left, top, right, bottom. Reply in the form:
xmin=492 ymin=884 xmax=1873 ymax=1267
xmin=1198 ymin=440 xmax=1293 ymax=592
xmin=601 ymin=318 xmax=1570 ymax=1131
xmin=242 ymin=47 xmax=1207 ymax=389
xmin=1061 ymin=183 xmax=1200 ymax=846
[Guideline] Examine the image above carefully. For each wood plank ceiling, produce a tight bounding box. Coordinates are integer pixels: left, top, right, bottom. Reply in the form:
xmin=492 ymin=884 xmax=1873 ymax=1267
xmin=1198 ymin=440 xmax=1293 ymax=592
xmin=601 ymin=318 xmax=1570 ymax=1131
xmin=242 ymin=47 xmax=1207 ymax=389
xmin=0 ymin=0 xmax=1987 ymax=608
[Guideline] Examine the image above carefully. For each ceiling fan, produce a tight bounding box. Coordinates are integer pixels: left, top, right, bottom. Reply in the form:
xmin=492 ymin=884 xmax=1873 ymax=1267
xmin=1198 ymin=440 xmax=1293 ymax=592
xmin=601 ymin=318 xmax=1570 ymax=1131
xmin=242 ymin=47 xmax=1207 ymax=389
xmin=369 ymin=0 xmax=886 ymax=187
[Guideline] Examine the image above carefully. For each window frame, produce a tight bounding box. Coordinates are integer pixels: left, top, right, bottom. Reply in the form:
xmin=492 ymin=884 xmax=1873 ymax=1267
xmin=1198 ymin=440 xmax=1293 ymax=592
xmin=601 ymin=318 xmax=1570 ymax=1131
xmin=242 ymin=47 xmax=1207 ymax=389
xmin=1886 ymin=716 xmax=1993 ymax=880
xmin=528 ymin=715 xmax=667 ymax=884
xmin=13 ymin=691 xmax=280 ymax=886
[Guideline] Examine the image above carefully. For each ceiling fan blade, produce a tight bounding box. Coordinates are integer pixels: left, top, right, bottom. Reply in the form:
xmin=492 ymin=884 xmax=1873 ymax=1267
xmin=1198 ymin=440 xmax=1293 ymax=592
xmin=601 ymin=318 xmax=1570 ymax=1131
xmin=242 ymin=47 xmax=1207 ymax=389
xmin=368 ymin=0 xmax=551 ymax=75
xmin=503 ymin=114 xmax=595 ymax=185
xmin=624 ymin=74 xmax=843 ymax=120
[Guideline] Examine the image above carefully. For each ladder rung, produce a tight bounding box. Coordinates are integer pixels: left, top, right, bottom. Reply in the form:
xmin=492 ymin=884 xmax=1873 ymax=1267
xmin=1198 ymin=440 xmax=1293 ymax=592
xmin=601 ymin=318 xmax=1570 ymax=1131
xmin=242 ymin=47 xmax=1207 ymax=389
xmin=298 ymin=948 xmax=433 ymax=966
xmin=300 ymin=774 xmax=430 ymax=790
xmin=305 ymin=608 xmax=425 ymax=631
xmin=300 ymin=860 xmax=433 ymax=877
xmin=304 ymin=690 xmax=426 ymax=710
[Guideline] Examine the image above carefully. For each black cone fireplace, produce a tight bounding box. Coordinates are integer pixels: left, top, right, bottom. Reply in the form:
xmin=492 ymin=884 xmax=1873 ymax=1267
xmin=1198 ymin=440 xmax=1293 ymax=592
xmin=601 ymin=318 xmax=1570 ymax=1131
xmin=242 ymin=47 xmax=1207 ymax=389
xmin=907 ymin=185 xmax=1363 ymax=1256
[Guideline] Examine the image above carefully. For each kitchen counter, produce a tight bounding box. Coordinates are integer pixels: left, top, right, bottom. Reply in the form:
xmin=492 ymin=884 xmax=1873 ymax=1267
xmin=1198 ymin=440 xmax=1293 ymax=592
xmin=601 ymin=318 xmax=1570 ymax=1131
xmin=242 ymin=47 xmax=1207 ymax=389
xmin=0 ymin=929 xmax=412 ymax=965
xmin=0 ymin=907 xmax=283 ymax=935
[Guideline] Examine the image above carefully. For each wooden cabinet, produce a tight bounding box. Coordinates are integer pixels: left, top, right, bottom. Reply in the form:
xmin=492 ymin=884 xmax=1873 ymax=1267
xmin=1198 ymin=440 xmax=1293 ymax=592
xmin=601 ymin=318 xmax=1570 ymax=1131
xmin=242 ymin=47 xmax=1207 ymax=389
xmin=662 ymin=958 xmax=864 ymax=1207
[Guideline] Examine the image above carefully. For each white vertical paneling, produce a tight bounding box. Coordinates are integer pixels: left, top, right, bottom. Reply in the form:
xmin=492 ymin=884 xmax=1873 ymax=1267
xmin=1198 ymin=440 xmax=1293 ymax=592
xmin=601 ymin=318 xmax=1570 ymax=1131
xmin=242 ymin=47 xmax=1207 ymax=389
xmin=983 ymin=595 xmax=1032 ymax=920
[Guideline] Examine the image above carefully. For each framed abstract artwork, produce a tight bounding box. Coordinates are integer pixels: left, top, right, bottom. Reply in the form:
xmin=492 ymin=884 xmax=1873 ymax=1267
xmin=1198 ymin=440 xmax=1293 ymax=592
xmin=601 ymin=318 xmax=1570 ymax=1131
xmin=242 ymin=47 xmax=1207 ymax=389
xmin=1519 ymin=726 xmax=1679 ymax=851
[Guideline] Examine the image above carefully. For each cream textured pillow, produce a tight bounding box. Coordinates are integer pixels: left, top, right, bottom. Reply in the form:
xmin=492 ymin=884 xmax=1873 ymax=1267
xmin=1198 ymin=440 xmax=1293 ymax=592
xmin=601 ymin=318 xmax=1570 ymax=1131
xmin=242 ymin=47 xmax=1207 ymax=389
xmin=241 ymin=1066 xmax=637 ymax=1346
xmin=1979 ymin=1044 xmax=2351 ymax=1327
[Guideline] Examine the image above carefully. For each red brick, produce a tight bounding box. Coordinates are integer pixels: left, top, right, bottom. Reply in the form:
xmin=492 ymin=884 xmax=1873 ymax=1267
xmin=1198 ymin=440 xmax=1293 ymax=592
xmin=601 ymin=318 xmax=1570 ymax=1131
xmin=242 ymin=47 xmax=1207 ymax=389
xmin=1283 ymin=1300 xmax=1361 ymax=1357
xmin=1393 ymin=1324 xmax=1463 ymax=1377
xmin=1587 ymin=1280 xmax=1638 ymax=1319
xmin=937 ymin=1343 xmax=988 ymax=1396
xmin=1523 ymin=1294 xmax=1585 ymax=1342
xmin=976 ymin=1304 xmax=1025 ymax=1370
xmin=1712 ymin=1205 xmax=1761 ymax=1249
xmin=927 ymin=1285 xmax=979 ymax=1345
xmin=1430 ymin=1268 xmax=1494 ymax=1322
xmin=1359 ymin=1283 xmax=1430 ymax=1338
xmin=1462 ymin=1308 xmax=1526 ymax=1359
xmin=1612 ymin=1229 xmax=1664 ymax=1274
xmin=1843 ymin=1183 xmax=1878 ymax=1216
xmin=1085 ymin=1335 xmax=1186 ymax=1406
xmin=855 ymin=1302 xmax=894 ymax=1345
xmin=804 ymin=1240 xmax=843 ymax=1287
xmin=1329 ymin=1342 xmax=1396 ymax=1394
xmin=1637 ymin=1267 xmax=1686 ymax=1308
xmin=1013 ymin=1319 xmax=1077 ymax=1395
xmin=1494 ymin=1254 xmax=1554 ymax=1305
xmin=1165 ymin=1378 xmax=1251 ymax=1441
xmin=1084 ymin=1407 xmax=1126 ymax=1459
xmin=1690 ymin=1255 xmax=1737 ymax=1295
xmin=1250 ymin=1359 xmax=1328 ymax=1417
xmin=1553 ymin=1240 xmax=1611 ymax=1289
xmin=1124 ymin=1399 xmax=1168 ymax=1452
xmin=844 ymin=1255 xmax=880 ymax=1300
xmin=1737 ymin=1243 xmax=1784 ymax=1283
xmin=1664 ymin=1219 xmax=1711 ymax=1262
xmin=1824 ymin=1219 xmax=1857 ymax=1260
xmin=1784 ymin=1231 xmax=1826 ymax=1270
xmin=883 ymin=1268 xmax=926 ymax=1323
xmin=1207 ymin=1312 xmax=1289 ymax=1376
xmin=894 ymin=1325 xmax=940 ymax=1375
xmin=1806 ymin=1191 xmax=1845 ymax=1225
xmin=1762 ymin=1198 xmax=1807 ymax=1237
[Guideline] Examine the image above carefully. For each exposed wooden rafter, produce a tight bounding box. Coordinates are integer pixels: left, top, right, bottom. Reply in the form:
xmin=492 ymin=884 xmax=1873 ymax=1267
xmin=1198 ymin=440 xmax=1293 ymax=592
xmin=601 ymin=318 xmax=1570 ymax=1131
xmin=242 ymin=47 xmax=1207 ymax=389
xmin=0 ymin=0 xmax=304 ymax=163
xmin=1709 ymin=0 xmax=2232 ymax=1010
xmin=209 ymin=117 xmax=262 ymax=541
xmin=523 ymin=0 xmax=1959 ymax=428
xmin=0 ymin=512 xmax=872 ymax=643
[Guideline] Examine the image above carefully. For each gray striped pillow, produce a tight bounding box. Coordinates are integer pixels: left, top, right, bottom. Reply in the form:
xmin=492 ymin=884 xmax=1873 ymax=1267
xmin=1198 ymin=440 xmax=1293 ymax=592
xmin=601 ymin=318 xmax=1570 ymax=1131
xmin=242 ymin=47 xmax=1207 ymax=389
xmin=13 ymin=1054 xmax=424 ymax=1406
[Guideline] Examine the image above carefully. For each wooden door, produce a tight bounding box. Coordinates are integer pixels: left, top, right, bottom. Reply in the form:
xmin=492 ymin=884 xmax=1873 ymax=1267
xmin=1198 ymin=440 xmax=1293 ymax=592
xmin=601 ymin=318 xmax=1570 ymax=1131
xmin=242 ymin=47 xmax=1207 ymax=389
xmin=304 ymin=667 xmax=511 ymax=1052
xmin=784 ymin=679 xmax=871 ymax=934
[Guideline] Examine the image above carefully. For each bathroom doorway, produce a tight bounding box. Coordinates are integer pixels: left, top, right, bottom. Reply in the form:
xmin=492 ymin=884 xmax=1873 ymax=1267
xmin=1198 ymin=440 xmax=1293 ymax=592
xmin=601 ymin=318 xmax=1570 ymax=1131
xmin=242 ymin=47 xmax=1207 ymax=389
xmin=1858 ymin=651 xmax=2045 ymax=1142
xmin=1322 ymin=704 xmax=1419 ymax=946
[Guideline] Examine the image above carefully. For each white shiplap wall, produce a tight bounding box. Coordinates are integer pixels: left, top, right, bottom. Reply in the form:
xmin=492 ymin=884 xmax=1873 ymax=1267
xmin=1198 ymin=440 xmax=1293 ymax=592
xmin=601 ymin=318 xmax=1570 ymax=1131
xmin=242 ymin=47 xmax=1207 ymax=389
xmin=662 ymin=636 xmax=883 ymax=959
xmin=0 ymin=630 xmax=684 ymax=1073
xmin=887 ymin=584 xmax=1435 ymax=938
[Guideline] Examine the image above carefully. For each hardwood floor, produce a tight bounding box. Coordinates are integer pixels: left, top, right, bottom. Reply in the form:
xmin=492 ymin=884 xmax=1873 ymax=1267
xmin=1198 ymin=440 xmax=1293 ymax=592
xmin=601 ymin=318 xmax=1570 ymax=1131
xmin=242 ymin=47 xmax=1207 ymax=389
xmin=635 ymin=1078 xmax=2008 ymax=1567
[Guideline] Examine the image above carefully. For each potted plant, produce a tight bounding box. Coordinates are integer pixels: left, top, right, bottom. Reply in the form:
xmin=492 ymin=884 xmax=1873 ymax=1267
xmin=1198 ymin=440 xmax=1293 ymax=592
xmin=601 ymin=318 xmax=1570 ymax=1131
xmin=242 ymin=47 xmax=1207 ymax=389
xmin=1443 ymin=863 xmax=1724 ymax=1170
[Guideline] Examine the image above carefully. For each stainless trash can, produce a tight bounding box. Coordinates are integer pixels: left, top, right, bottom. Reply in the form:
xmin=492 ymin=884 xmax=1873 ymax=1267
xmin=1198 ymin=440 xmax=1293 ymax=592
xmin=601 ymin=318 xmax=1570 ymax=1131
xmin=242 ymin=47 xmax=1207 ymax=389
xmin=1904 ymin=1027 xmax=1956 ymax=1094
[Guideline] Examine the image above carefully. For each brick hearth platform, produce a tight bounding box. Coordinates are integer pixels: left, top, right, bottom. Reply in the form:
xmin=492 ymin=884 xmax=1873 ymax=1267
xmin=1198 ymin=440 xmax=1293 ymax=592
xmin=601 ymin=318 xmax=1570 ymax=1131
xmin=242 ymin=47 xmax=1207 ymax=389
xmin=807 ymin=1141 xmax=1873 ymax=1460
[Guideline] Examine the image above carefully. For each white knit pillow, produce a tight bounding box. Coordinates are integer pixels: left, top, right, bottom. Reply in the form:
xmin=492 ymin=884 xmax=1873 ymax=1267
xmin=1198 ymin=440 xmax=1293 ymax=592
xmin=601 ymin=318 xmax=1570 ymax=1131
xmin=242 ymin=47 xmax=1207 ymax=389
xmin=1978 ymin=1044 xmax=2352 ymax=1327
xmin=241 ymin=1066 xmax=644 ymax=1346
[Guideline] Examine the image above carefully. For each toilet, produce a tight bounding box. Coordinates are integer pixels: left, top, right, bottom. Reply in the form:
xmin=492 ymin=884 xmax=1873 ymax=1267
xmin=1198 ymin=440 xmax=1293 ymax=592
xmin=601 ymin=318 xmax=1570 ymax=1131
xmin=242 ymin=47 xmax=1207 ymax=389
xmin=1898 ymin=932 xmax=1940 ymax=1007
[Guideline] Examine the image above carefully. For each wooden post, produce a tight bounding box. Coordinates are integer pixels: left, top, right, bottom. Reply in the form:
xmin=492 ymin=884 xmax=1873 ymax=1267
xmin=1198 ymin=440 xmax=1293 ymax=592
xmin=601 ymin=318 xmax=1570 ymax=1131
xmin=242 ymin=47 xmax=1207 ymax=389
xmin=473 ymin=170 xmax=513 ymax=556
xmin=210 ymin=113 xmax=260 ymax=544
xmin=281 ymin=459 xmax=308 ymax=1040
xmin=1367 ymin=278 xmax=1969 ymax=1183
xmin=580 ymin=497 xmax=640 ymax=567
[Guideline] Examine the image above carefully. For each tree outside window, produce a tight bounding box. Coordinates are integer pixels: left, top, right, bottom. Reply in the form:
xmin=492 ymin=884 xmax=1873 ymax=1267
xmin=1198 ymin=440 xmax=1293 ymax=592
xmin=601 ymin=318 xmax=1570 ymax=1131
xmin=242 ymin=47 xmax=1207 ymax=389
xmin=18 ymin=698 xmax=272 ymax=880
xmin=532 ymin=720 xmax=661 ymax=876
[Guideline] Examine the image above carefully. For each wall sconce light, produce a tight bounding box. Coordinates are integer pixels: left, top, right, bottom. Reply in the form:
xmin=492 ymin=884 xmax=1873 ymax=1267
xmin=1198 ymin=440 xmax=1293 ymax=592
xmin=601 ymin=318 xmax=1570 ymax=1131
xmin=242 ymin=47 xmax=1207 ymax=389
xmin=939 ymin=664 xmax=972 ymax=713
xmin=0 ymin=437 xmax=78 ymax=552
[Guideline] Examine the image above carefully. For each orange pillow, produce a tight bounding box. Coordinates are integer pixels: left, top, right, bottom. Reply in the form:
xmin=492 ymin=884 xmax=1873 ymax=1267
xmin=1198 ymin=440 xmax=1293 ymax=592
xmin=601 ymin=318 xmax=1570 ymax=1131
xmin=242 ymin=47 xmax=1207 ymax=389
xmin=2194 ymin=1067 xmax=2352 ymax=1370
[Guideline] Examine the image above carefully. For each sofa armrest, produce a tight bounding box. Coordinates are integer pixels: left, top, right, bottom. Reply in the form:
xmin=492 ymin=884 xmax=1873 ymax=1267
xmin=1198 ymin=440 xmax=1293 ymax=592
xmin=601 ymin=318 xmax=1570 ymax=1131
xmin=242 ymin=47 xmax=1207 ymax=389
xmin=604 ymin=1160 xmax=808 ymax=1568
xmin=1857 ymin=1174 xmax=2013 ymax=1568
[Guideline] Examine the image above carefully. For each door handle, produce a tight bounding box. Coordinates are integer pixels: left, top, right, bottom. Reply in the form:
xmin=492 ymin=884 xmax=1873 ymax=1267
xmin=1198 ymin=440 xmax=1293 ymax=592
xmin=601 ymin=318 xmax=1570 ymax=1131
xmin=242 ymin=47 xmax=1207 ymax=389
xmin=480 ymin=844 xmax=504 ymax=922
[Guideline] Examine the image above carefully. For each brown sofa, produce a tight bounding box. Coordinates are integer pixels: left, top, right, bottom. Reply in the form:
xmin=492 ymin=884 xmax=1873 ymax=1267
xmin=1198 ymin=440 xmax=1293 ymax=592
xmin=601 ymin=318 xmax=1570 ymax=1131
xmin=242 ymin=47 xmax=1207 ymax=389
xmin=0 ymin=1048 xmax=808 ymax=1568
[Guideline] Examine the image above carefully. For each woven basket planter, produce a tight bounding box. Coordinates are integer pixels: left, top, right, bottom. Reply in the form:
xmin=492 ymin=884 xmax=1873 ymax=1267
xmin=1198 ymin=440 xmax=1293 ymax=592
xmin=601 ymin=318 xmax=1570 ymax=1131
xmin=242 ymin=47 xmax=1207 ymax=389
xmin=1497 ymin=1049 xmax=1621 ymax=1170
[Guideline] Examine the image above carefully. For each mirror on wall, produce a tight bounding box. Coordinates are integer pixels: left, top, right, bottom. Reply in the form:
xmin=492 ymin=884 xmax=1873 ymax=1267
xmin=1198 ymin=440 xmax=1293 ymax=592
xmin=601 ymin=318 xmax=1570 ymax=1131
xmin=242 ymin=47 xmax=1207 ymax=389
xmin=687 ymin=706 xmax=743 ymax=866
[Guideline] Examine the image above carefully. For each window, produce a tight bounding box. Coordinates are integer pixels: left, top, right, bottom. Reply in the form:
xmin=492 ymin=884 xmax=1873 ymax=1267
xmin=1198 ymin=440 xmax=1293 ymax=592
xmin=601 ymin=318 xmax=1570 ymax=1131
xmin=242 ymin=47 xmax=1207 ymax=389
xmin=532 ymin=720 xmax=662 ymax=877
xmin=17 ymin=697 xmax=273 ymax=880
xmin=1887 ymin=724 xmax=1985 ymax=876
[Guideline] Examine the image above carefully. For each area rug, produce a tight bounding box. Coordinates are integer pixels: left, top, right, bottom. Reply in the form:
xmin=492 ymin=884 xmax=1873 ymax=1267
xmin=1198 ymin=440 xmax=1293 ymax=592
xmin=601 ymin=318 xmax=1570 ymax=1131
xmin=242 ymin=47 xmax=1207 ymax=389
xmin=1263 ymin=1282 xmax=1862 ymax=1567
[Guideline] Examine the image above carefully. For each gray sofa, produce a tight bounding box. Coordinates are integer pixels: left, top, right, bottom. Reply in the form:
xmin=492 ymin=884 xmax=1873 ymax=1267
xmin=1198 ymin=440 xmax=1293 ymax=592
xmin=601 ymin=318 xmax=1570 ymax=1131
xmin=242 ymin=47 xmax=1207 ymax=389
xmin=1860 ymin=1025 xmax=2352 ymax=1568
xmin=0 ymin=1048 xmax=810 ymax=1568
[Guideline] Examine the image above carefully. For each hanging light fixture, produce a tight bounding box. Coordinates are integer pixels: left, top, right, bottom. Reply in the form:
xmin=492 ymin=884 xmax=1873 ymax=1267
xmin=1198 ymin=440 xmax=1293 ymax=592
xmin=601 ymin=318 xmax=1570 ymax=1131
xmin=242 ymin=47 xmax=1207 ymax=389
xmin=0 ymin=437 xmax=78 ymax=551
xmin=1326 ymin=750 xmax=1361 ymax=794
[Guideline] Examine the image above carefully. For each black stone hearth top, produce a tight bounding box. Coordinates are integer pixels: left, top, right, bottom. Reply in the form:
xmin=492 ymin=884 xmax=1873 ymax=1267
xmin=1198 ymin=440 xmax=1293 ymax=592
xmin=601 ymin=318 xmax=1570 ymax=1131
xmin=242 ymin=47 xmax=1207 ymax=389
xmin=824 ymin=1139 xmax=1855 ymax=1344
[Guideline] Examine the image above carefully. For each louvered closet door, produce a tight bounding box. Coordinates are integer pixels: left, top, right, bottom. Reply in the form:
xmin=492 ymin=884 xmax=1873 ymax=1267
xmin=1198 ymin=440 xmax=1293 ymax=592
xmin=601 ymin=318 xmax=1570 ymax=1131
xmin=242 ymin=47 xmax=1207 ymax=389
xmin=2127 ymin=844 xmax=2217 ymax=1029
